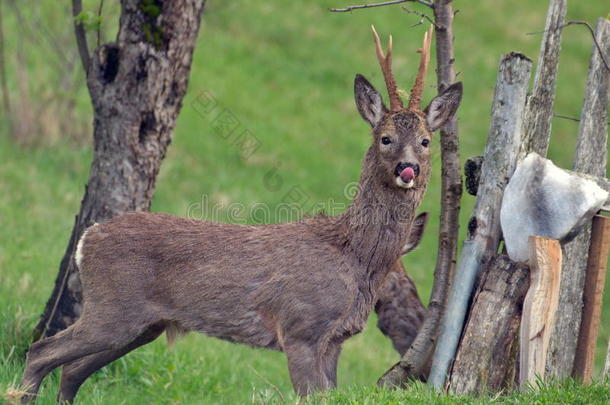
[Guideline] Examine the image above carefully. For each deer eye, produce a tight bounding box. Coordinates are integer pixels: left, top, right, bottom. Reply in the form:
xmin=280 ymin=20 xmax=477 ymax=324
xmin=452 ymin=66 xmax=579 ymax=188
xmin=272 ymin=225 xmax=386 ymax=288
xmin=421 ymin=139 xmax=430 ymax=147
xmin=381 ymin=136 xmax=392 ymax=145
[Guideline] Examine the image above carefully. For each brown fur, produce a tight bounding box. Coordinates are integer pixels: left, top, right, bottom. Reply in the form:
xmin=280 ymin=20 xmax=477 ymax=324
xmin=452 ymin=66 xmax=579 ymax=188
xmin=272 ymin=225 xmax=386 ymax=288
xmin=19 ymin=76 xmax=461 ymax=402
xmin=376 ymin=212 xmax=427 ymax=355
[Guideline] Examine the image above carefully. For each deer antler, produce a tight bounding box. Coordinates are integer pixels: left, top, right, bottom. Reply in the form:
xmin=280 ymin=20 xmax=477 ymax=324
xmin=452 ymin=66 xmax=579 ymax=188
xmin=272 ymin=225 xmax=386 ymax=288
xmin=407 ymin=25 xmax=433 ymax=111
xmin=371 ymin=25 xmax=403 ymax=112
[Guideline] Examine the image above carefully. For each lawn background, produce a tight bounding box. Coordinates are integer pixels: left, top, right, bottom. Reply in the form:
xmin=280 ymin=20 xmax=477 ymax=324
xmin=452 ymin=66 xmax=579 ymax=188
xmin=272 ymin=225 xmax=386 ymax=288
xmin=1 ymin=1 xmax=609 ymax=403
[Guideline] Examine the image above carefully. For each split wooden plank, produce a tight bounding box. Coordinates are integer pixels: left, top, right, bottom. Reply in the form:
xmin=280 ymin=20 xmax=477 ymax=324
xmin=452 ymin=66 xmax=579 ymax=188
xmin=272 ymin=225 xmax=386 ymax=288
xmin=448 ymin=255 xmax=530 ymax=395
xmin=520 ymin=236 xmax=562 ymax=386
xmin=547 ymin=17 xmax=610 ymax=378
xmin=572 ymin=215 xmax=610 ymax=383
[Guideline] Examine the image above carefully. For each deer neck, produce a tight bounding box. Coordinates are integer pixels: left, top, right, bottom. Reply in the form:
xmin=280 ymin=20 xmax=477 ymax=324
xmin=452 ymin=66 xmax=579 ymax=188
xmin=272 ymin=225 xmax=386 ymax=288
xmin=339 ymin=148 xmax=425 ymax=287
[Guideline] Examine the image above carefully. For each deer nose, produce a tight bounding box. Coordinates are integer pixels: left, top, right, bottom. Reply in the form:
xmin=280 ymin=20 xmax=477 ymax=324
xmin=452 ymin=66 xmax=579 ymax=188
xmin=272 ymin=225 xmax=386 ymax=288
xmin=395 ymin=163 xmax=420 ymax=177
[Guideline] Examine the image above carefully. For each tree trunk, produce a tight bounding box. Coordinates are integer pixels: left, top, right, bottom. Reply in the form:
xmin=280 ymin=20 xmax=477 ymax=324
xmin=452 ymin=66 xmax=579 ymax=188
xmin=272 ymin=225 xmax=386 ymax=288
xmin=546 ymin=17 xmax=610 ymax=378
xmin=378 ymin=0 xmax=462 ymax=386
xmin=448 ymin=255 xmax=530 ymax=395
xmin=34 ymin=0 xmax=207 ymax=340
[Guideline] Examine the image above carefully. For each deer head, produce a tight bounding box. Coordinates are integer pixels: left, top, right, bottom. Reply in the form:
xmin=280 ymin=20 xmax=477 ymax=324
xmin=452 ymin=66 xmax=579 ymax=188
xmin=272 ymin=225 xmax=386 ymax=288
xmin=354 ymin=26 xmax=462 ymax=191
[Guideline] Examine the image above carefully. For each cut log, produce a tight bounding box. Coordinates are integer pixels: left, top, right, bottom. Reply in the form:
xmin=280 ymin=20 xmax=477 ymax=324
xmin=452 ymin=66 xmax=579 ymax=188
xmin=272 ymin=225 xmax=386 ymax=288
xmin=546 ymin=17 xmax=610 ymax=378
xmin=520 ymin=236 xmax=562 ymax=386
xmin=448 ymin=255 xmax=530 ymax=395
xmin=520 ymin=0 xmax=567 ymax=158
xmin=572 ymin=215 xmax=610 ymax=383
xmin=428 ymin=52 xmax=532 ymax=389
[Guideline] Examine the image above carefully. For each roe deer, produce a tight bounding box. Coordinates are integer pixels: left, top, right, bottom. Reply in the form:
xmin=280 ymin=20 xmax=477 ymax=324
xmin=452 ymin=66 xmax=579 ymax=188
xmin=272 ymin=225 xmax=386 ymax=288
xmin=19 ymin=26 xmax=461 ymax=402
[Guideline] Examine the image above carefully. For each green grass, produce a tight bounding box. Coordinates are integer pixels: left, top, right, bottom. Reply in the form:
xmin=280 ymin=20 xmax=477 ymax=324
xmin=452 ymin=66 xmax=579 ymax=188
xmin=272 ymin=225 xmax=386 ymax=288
xmin=1 ymin=1 xmax=610 ymax=403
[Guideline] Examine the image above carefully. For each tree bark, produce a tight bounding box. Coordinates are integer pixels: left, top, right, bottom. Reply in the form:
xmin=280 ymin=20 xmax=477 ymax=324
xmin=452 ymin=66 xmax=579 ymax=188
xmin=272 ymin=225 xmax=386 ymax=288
xmin=546 ymin=17 xmax=610 ymax=378
xmin=34 ymin=0 xmax=207 ymax=340
xmin=428 ymin=52 xmax=532 ymax=389
xmin=519 ymin=0 xmax=566 ymax=158
xmin=378 ymin=0 xmax=462 ymax=386
xmin=448 ymin=255 xmax=530 ymax=395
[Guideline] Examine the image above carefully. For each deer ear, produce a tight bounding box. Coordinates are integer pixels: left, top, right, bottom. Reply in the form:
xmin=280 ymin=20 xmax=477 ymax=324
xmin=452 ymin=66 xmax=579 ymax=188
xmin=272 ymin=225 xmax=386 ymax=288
xmin=424 ymin=82 xmax=463 ymax=132
xmin=354 ymin=74 xmax=388 ymax=127
xmin=402 ymin=212 xmax=428 ymax=255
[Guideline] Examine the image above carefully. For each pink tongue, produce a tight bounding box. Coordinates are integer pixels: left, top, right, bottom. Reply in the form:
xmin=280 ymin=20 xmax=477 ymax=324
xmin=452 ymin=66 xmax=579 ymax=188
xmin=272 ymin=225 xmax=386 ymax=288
xmin=400 ymin=167 xmax=415 ymax=182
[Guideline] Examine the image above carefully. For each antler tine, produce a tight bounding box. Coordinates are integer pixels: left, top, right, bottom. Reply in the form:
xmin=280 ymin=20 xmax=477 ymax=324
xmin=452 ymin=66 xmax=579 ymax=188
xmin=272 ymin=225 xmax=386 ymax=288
xmin=371 ymin=25 xmax=403 ymax=112
xmin=408 ymin=25 xmax=433 ymax=111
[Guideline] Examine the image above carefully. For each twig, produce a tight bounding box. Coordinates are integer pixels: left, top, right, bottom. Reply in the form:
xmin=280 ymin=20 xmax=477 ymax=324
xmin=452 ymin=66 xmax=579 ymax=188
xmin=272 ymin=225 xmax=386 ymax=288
xmin=527 ymin=20 xmax=610 ymax=74
xmin=330 ymin=0 xmax=433 ymax=13
xmin=403 ymin=7 xmax=439 ymax=29
xmin=97 ymin=0 xmax=105 ymax=48
xmin=247 ymin=365 xmax=285 ymax=402
xmin=72 ymin=0 xmax=91 ymax=73
xmin=553 ymin=113 xmax=610 ymax=125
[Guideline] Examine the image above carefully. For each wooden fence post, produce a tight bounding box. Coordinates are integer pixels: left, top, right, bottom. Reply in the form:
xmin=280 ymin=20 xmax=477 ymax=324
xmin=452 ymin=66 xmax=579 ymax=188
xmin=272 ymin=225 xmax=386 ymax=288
xmin=572 ymin=215 xmax=610 ymax=382
xmin=546 ymin=17 xmax=610 ymax=378
xmin=520 ymin=0 xmax=567 ymax=158
xmin=428 ymin=52 xmax=532 ymax=389
xmin=520 ymin=236 xmax=562 ymax=386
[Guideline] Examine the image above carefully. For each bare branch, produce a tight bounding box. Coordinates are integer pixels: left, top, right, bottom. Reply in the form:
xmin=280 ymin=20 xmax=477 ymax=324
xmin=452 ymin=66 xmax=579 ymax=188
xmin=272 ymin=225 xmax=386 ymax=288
xmin=330 ymin=0 xmax=433 ymax=13
xmin=527 ymin=20 xmax=610 ymax=73
xmin=97 ymin=0 xmax=105 ymax=48
xmin=553 ymin=113 xmax=610 ymax=124
xmin=403 ymin=7 xmax=439 ymax=29
xmin=72 ymin=0 xmax=91 ymax=74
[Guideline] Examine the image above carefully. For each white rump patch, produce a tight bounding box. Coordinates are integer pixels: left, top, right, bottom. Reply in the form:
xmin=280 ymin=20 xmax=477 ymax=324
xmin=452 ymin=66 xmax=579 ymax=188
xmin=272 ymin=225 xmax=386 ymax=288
xmin=75 ymin=223 xmax=98 ymax=269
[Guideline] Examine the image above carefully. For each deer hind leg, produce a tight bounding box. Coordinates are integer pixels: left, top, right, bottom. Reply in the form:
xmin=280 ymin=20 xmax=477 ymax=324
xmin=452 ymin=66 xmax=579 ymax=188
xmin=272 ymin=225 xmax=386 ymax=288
xmin=284 ymin=340 xmax=331 ymax=396
xmin=321 ymin=343 xmax=341 ymax=389
xmin=57 ymin=322 xmax=166 ymax=403
xmin=19 ymin=315 xmax=148 ymax=404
